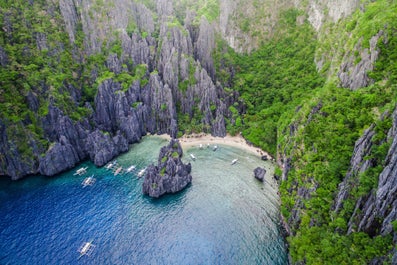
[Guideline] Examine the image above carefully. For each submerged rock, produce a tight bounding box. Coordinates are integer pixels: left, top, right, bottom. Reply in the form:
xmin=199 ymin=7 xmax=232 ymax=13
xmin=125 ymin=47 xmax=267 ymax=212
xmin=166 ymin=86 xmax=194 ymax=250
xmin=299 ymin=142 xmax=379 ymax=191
xmin=142 ymin=139 xmax=192 ymax=198
xmin=254 ymin=167 xmax=266 ymax=182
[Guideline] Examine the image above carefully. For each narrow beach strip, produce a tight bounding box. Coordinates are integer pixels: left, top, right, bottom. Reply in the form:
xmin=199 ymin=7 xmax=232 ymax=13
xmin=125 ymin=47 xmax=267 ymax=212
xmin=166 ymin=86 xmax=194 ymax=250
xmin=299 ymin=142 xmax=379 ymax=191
xmin=156 ymin=133 xmax=273 ymax=160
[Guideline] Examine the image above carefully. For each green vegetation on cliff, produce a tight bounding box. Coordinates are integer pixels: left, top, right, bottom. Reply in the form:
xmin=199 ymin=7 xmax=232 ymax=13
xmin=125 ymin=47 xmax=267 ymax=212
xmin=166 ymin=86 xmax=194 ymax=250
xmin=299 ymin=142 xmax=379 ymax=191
xmin=231 ymin=9 xmax=324 ymax=155
xmin=219 ymin=1 xmax=397 ymax=264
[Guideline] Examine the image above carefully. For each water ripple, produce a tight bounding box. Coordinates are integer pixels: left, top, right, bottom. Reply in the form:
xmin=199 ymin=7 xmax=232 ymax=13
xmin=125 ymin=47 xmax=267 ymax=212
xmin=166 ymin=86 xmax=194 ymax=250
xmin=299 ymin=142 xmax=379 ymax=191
xmin=0 ymin=136 xmax=287 ymax=264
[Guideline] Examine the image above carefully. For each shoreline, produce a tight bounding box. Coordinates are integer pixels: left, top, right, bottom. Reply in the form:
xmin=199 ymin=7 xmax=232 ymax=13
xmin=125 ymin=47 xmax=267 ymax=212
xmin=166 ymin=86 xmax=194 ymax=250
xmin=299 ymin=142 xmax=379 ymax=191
xmin=155 ymin=133 xmax=273 ymax=160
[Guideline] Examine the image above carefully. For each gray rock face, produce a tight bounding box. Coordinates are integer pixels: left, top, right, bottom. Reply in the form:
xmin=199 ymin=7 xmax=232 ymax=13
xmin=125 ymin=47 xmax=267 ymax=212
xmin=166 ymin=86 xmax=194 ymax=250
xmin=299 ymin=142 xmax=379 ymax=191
xmin=0 ymin=120 xmax=41 ymax=180
xmin=39 ymin=136 xmax=79 ymax=176
xmin=355 ymin=109 xmax=397 ymax=235
xmin=143 ymin=139 xmax=192 ymax=198
xmin=38 ymin=105 xmax=91 ymax=176
xmin=288 ymin=179 xmax=319 ymax=231
xmin=59 ymin=0 xmax=79 ymax=43
xmin=331 ymin=108 xmax=397 ymax=238
xmin=26 ymin=91 xmax=40 ymax=112
xmin=143 ymin=74 xmax=177 ymax=135
xmin=86 ymin=130 xmax=128 ymax=166
xmin=195 ymin=17 xmax=215 ymax=80
xmin=1 ymin=0 xmax=236 ymax=180
xmin=333 ymin=125 xmax=375 ymax=213
xmin=106 ymin=53 xmax=122 ymax=74
xmin=304 ymin=0 xmax=360 ymax=31
xmin=0 ymin=46 xmax=9 ymax=66
xmin=254 ymin=167 xmax=266 ymax=181
xmin=338 ymin=31 xmax=384 ymax=90
xmin=34 ymin=32 xmax=48 ymax=51
xmin=94 ymin=79 xmax=145 ymax=140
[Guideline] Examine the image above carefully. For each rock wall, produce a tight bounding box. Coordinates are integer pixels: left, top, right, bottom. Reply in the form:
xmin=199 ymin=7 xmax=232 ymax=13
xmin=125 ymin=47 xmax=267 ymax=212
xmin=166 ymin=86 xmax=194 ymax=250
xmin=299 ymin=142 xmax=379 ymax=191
xmin=338 ymin=31 xmax=384 ymax=90
xmin=0 ymin=0 xmax=232 ymax=179
xmin=303 ymin=0 xmax=360 ymax=31
xmin=142 ymin=138 xmax=192 ymax=198
xmin=341 ymin=109 xmax=397 ymax=236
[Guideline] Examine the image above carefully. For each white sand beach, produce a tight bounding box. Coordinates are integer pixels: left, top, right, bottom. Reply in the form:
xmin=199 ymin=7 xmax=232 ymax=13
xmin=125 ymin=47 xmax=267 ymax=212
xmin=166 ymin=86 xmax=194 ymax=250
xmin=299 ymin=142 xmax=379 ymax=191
xmin=157 ymin=133 xmax=273 ymax=160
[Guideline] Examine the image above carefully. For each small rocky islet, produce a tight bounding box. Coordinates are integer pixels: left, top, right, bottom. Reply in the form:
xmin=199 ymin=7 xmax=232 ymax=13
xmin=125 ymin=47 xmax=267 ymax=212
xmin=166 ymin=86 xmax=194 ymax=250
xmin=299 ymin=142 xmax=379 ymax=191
xmin=142 ymin=139 xmax=192 ymax=198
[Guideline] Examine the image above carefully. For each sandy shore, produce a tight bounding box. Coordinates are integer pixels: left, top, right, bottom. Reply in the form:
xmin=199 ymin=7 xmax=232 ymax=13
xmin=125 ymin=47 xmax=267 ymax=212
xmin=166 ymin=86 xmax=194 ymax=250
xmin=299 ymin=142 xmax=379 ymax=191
xmin=156 ymin=133 xmax=273 ymax=160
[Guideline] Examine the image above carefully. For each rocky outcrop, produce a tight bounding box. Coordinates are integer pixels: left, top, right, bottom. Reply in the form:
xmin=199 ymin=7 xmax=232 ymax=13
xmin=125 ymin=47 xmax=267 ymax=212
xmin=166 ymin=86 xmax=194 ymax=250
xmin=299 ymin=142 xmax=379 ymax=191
xmin=39 ymin=135 xmax=80 ymax=176
xmin=142 ymin=139 xmax=192 ymax=198
xmin=333 ymin=125 xmax=375 ymax=213
xmin=142 ymin=74 xmax=177 ymax=135
xmin=303 ymin=0 xmax=360 ymax=31
xmin=0 ymin=46 xmax=9 ymax=66
xmin=353 ymin=108 xmax=397 ymax=236
xmin=330 ymin=106 xmax=397 ymax=248
xmin=254 ymin=167 xmax=266 ymax=181
xmin=195 ymin=17 xmax=215 ymax=80
xmin=0 ymin=120 xmax=41 ymax=180
xmin=338 ymin=31 xmax=384 ymax=90
xmin=86 ymin=130 xmax=128 ymax=166
xmin=94 ymin=79 xmax=145 ymax=138
xmin=1 ymin=0 xmax=235 ymax=180
xmin=58 ymin=0 xmax=79 ymax=43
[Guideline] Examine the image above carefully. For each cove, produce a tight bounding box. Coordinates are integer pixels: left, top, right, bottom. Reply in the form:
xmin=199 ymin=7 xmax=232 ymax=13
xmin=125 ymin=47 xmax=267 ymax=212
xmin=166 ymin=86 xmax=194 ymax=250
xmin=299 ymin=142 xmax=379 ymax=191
xmin=0 ymin=136 xmax=288 ymax=264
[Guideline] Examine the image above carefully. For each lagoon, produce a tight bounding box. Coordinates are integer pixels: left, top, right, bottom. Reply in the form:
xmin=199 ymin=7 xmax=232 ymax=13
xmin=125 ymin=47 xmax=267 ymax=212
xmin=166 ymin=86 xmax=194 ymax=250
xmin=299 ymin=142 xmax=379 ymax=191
xmin=0 ymin=136 xmax=288 ymax=264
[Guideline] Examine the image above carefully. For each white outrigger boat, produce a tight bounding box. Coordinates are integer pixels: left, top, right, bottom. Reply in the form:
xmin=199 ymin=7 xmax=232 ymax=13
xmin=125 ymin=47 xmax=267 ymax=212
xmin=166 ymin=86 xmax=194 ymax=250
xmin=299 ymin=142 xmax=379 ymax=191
xmin=137 ymin=168 xmax=146 ymax=177
xmin=231 ymin=159 xmax=238 ymax=165
xmin=114 ymin=166 xmax=123 ymax=176
xmin=126 ymin=165 xmax=136 ymax=173
xmin=190 ymin=154 xmax=196 ymax=161
xmin=213 ymin=145 xmax=218 ymax=151
xmin=73 ymin=167 xmax=88 ymax=176
xmin=78 ymin=240 xmax=95 ymax=259
xmin=81 ymin=175 xmax=96 ymax=187
xmin=105 ymin=160 xmax=118 ymax=170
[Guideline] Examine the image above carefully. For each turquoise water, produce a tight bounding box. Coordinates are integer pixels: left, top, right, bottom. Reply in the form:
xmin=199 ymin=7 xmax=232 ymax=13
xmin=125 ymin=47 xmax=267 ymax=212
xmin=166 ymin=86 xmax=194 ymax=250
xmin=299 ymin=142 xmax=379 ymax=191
xmin=0 ymin=136 xmax=288 ymax=264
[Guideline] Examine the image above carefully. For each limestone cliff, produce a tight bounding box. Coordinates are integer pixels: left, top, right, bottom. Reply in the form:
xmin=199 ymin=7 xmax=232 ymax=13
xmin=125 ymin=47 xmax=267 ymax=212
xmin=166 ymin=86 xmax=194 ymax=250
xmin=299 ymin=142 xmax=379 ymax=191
xmin=0 ymin=0 xmax=230 ymax=179
xmin=142 ymin=138 xmax=192 ymax=198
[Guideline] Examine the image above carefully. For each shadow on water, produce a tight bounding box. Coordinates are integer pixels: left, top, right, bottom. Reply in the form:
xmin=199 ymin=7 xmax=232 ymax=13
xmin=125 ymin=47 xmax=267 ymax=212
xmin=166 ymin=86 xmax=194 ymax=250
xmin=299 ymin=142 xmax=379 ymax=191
xmin=143 ymin=183 xmax=192 ymax=206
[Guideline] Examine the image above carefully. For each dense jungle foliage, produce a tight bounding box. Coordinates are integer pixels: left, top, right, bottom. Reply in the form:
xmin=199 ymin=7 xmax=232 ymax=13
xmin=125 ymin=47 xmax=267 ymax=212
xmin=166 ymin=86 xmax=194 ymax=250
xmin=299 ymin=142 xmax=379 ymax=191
xmin=223 ymin=1 xmax=397 ymax=264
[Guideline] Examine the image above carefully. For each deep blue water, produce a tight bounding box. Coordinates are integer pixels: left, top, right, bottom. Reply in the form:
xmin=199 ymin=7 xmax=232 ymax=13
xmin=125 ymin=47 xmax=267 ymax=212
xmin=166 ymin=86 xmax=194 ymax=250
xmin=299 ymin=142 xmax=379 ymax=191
xmin=0 ymin=136 xmax=288 ymax=264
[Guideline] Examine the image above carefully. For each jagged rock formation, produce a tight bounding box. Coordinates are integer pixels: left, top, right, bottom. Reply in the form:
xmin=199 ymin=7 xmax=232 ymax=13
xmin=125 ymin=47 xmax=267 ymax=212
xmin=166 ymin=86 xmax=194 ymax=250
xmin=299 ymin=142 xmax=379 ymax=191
xmin=0 ymin=0 xmax=232 ymax=179
xmin=254 ymin=167 xmax=266 ymax=182
xmin=219 ymin=0 xmax=293 ymax=53
xmin=338 ymin=31 xmax=385 ymax=90
xmin=142 ymin=139 xmax=192 ymax=198
xmin=2 ymin=0 xmax=365 ymax=180
xmin=333 ymin=109 xmax=397 ymax=237
xmin=302 ymin=0 xmax=360 ymax=31
xmin=333 ymin=125 xmax=375 ymax=213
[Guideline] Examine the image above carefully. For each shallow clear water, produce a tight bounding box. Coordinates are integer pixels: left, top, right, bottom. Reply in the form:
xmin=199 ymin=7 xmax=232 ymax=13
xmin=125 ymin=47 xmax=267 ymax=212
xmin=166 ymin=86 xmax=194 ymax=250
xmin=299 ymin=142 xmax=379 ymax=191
xmin=0 ymin=136 xmax=288 ymax=264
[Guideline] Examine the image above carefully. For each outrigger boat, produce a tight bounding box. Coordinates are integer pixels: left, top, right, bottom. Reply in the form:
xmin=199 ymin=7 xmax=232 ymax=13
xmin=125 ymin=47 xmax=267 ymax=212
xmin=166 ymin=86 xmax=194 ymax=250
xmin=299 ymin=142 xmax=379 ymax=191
xmin=126 ymin=165 xmax=136 ymax=173
xmin=82 ymin=175 xmax=96 ymax=187
xmin=105 ymin=160 xmax=117 ymax=170
xmin=114 ymin=166 xmax=123 ymax=176
xmin=231 ymin=159 xmax=238 ymax=165
xmin=137 ymin=168 xmax=146 ymax=177
xmin=73 ymin=167 xmax=88 ymax=176
xmin=78 ymin=240 xmax=95 ymax=259
xmin=213 ymin=145 xmax=218 ymax=151
xmin=190 ymin=154 xmax=196 ymax=161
